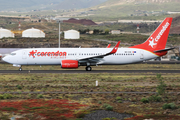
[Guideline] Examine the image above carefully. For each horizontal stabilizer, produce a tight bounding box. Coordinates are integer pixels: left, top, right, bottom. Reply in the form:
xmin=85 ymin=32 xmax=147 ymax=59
xmin=154 ymin=47 xmax=175 ymax=53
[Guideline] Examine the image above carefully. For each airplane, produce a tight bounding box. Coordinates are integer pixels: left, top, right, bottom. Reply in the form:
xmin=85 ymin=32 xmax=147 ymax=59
xmin=2 ymin=17 xmax=174 ymax=71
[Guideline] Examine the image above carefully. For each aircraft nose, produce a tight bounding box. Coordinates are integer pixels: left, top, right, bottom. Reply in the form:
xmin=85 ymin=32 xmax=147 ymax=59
xmin=2 ymin=56 xmax=9 ymax=63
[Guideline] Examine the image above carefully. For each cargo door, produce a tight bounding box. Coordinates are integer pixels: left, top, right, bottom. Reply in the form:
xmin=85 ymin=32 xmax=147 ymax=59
xmin=140 ymin=50 xmax=144 ymax=59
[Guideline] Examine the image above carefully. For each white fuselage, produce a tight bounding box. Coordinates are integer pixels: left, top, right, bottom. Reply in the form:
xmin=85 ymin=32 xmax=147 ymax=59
xmin=3 ymin=48 xmax=158 ymax=66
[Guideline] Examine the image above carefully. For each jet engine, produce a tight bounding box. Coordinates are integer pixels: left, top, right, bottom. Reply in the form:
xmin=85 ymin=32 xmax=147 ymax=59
xmin=61 ymin=60 xmax=79 ymax=69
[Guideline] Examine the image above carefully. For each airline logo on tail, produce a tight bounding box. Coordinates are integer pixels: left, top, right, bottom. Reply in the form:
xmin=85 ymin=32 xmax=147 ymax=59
xmin=149 ymin=22 xmax=170 ymax=48
xmin=149 ymin=37 xmax=157 ymax=48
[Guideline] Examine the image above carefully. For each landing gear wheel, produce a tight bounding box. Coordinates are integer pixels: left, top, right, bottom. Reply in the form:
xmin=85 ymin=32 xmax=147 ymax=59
xmin=19 ymin=67 xmax=22 ymax=71
xmin=86 ymin=66 xmax=92 ymax=71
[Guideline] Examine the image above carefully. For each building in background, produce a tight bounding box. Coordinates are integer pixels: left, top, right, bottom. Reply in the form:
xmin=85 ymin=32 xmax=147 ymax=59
xmin=137 ymin=24 xmax=140 ymax=33
xmin=64 ymin=30 xmax=80 ymax=39
xmin=0 ymin=28 xmax=14 ymax=39
xmin=22 ymin=28 xmax=45 ymax=38
xmin=111 ymin=30 xmax=121 ymax=34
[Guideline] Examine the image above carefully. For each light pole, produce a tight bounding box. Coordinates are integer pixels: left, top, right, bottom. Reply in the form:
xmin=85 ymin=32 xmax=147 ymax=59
xmin=58 ymin=20 xmax=63 ymax=48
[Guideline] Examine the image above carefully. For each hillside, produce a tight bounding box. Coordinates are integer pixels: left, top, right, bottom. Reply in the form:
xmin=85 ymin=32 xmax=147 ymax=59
xmin=0 ymin=0 xmax=107 ymax=11
xmin=0 ymin=0 xmax=60 ymax=11
xmin=55 ymin=0 xmax=107 ymax=10
xmin=170 ymin=16 xmax=180 ymax=34
xmin=83 ymin=0 xmax=180 ymax=21
xmin=96 ymin=0 xmax=180 ymax=10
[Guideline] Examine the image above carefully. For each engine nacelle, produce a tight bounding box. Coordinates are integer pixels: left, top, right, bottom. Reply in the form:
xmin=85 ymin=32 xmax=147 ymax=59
xmin=61 ymin=60 xmax=79 ymax=69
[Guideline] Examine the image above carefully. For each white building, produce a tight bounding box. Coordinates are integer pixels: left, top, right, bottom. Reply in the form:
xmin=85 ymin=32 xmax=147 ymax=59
xmin=22 ymin=28 xmax=45 ymax=38
xmin=0 ymin=28 xmax=14 ymax=39
xmin=111 ymin=30 xmax=121 ymax=34
xmin=64 ymin=30 xmax=80 ymax=39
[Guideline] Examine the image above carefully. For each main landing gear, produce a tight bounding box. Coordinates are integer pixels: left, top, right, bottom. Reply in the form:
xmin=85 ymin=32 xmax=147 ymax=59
xmin=86 ymin=66 xmax=92 ymax=71
xmin=19 ymin=67 xmax=22 ymax=71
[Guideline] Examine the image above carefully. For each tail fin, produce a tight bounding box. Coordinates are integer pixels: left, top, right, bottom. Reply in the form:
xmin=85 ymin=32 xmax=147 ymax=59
xmin=130 ymin=17 xmax=173 ymax=52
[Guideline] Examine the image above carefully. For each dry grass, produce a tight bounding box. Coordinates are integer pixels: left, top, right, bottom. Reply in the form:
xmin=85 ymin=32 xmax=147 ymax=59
xmin=0 ymin=68 xmax=180 ymax=119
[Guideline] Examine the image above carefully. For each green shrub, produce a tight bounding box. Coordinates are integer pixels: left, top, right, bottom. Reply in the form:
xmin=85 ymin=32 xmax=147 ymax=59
xmin=102 ymin=104 xmax=113 ymax=111
xmin=16 ymin=85 xmax=22 ymax=90
xmin=37 ymin=94 xmax=44 ymax=99
xmin=102 ymin=118 xmax=111 ymax=120
xmin=140 ymin=98 xmax=149 ymax=103
xmin=102 ymin=117 xmax=117 ymax=120
xmin=0 ymin=94 xmax=4 ymax=99
xmin=148 ymin=95 xmax=162 ymax=102
xmin=163 ymin=103 xmax=170 ymax=109
xmin=98 ymin=101 xmax=102 ymax=104
xmin=103 ymin=103 xmax=109 ymax=108
xmin=3 ymin=94 xmax=13 ymax=99
xmin=116 ymin=96 xmax=122 ymax=100
xmin=111 ymin=117 xmax=116 ymax=120
xmin=75 ymin=110 xmax=87 ymax=118
xmin=118 ymin=100 xmax=122 ymax=103
xmin=163 ymin=103 xmax=177 ymax=110
xmin=156 ymin=74 xmax=166 ymax=95
xmin=156 ymin=73 xmax=161 ymax=79
xmin=106 ymin=105 xmax=113 ymax=111
xmin=154 ymin=96 xmax=162 ymax=102
xmin=169 ymin=103 xmax=176 ymax=109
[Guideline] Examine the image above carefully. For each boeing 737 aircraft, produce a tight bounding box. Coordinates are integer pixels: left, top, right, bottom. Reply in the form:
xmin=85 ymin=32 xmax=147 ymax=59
xmin=3 ymin=18 xmax=174 ymax=71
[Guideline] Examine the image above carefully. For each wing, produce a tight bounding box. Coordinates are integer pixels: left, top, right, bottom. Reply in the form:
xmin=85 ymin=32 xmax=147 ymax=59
xmin=78 ymin=41 xmax=120 ymax=64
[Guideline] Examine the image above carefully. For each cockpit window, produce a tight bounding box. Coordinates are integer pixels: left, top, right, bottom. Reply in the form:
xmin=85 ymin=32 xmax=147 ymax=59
xmin=11 ymin=53 xmax=16 ymax=56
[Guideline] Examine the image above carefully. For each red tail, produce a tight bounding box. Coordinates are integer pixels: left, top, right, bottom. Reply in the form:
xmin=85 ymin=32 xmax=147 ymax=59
xmin=130 ymin=18 xmax=173 ymax=52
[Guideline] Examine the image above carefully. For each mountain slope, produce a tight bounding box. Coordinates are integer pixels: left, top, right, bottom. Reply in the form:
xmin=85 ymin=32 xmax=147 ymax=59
xmin=85 ymin=0 xmax=180 ymax=20
xmin=0 ymin=0 xmax=107 ymax=11
xmin=54 ymin=0 xmax=106 ymax=10
xmin=0 ymin=0 xmax=61 ymax=11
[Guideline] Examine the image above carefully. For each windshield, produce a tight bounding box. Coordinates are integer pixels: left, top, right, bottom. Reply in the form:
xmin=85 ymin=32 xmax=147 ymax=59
xmin=10 ymin=53 xmax=16 ymax=56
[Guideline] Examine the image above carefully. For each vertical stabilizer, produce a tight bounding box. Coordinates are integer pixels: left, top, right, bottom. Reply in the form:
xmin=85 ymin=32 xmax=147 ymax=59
xmin=130 ymin=18 xmax=173 ymax=52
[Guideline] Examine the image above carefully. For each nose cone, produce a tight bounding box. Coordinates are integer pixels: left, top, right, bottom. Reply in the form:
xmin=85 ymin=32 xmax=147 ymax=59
xmin=2 ymin=56 xmax=9 ymax=63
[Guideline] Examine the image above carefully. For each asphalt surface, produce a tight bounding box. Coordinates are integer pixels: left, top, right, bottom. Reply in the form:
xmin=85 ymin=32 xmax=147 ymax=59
xmin=0 ymin=70 xmax=179 ymax=74
xmin=1 ymin=61 xmax=180 ymax=64
xmin=83 ymin=110 xmax=133 ymax=120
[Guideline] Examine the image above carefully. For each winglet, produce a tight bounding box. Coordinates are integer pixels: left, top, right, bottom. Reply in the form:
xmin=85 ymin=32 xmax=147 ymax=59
xmin=107 ymin=44 xmax=111 ymax=48
xmin=110 ymin=41 xmax=120 ymax=54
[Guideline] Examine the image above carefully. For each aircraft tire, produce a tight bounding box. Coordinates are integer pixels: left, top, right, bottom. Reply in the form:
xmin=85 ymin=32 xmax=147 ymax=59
xmin=86 ymin=66 xmax=92 ymax=71
xmin=19 ymin=68 xmax=22 ymax=71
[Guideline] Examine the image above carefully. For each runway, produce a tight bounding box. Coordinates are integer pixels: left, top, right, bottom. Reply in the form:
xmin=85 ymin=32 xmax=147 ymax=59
xmin=0 ymin=70 xmax=179 ymax=74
